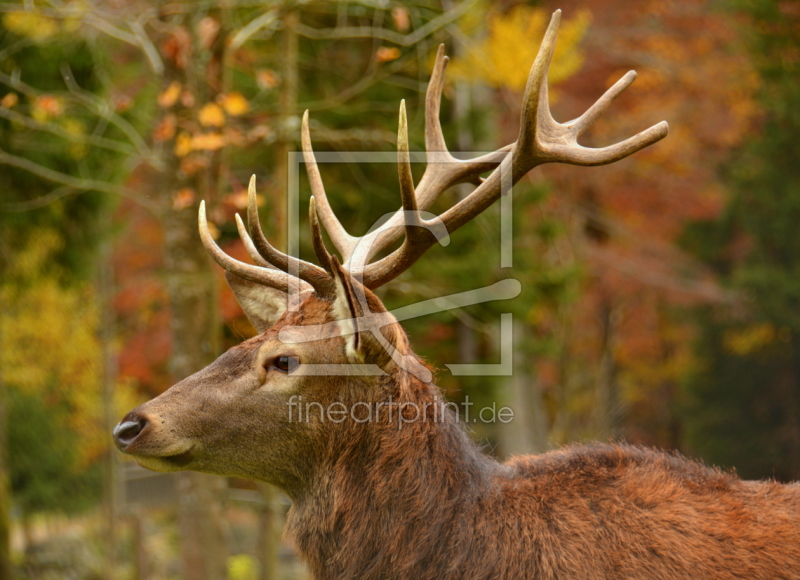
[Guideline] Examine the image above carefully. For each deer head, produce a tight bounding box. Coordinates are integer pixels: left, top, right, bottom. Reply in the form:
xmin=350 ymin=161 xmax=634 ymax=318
xmin=113 ymin=10 xmax=668 ymax=494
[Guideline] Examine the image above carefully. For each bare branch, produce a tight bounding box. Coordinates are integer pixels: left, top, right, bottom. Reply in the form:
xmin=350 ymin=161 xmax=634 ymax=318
xmin=129 ymin=19 xmax=164 ymax=76
xmin=229 ymin=8 xmax=280 ymax=51
xmin=0 ymin=107 xmax=139 ymax=157
xmin=0 ymin=148 xmax=159 ymax=213
xmin=59 ymin=65 xmax=154 ymax=162
xmin=1 ymin=185 xmax=78 ymax=212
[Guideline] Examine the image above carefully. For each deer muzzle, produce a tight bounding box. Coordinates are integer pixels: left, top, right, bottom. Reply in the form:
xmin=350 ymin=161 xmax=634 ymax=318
xmin=112 ymin=408 xmax=196 ymax=470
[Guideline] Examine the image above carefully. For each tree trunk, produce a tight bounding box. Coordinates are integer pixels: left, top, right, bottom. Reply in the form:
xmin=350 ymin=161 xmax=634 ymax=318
xmin=256 ymin=484 xmax=279 ymax=580
xmin=132 ymin=514 xmax=150 ymax=580
xmin=99 ymin=232 xmax=119 ymax=580
xmin=162 ymin=194 xmax=227 ymax=580
xmin=0 ymin=242 xmax=12 ymax=579
xmin=174 ymin=473 xmax=228 ymax=580
xmin=597 ymin=300 xmax=622 ymax=438
xmin=504 ymin=323 xmax=549 ymax=455
xmin=151 ymin=9 xmax=230 ymax=577
xmin=252 ymin=8 xmax=300 ymax=578
xmin=0 ymin=363 xmax=11 ymax=580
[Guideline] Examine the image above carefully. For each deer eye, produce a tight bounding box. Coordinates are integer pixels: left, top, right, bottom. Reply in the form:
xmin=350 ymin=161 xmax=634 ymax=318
xmin=272 ymin=355 xmax=299 ymax=373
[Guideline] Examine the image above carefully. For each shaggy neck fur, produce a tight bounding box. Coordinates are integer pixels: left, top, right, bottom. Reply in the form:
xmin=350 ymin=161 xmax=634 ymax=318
xmin=285 ymin=366 xmax=502 ymax=580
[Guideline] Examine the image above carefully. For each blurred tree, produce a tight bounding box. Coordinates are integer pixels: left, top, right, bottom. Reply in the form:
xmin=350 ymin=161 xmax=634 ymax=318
xmin=0 ymin=326 xmax=10 ymax=580
xmin=680 ymin=0 xmax=800 ymax=480
xmin=0 ymin=8 xmax=125 ymax=573
xmin=0 ymin=232 xmax=105 ymax=542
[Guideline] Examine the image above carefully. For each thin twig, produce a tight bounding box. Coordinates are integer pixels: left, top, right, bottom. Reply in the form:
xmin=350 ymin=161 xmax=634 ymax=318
xmin=129 ymin=18 xmax=164 ymax=76
xmin=0 ymin=148 xmax=160 ymax=213
xmin=0 ymin=107 xmax=139 ymax=157
xmin=294 ymin=0 xmax=477 ymax=47
xmin=229 ymin=7 xmax=280 ymax=51
xmin=60 ymin=64 xmax=153 ymax=160
xmin=1 ymin=185 xmax=78 ymax=212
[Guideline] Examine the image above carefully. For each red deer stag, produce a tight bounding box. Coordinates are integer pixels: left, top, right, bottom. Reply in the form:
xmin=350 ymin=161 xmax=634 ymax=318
xmin=114 ymin=11 xmax=800 ymax=580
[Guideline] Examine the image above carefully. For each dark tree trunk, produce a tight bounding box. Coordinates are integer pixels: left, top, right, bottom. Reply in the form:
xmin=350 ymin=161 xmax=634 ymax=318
xmin=161 ymin=145 xmax=228 ymax=580
xmin=598 ymin=300 xmax=622 ymax=438
xmin=0 ymin=239 xmax=12 ymax=579
xmin=153 ymin=10 xmax=230 ymax=578
xmin=99 ymin=234 xmax=119 ymax=580
xmin=0 ymin=365 xmax=11 ymax=580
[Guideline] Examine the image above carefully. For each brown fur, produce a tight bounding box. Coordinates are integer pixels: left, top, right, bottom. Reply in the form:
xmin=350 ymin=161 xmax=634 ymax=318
xmin=116 ymin=291 xmax=800 ymax=579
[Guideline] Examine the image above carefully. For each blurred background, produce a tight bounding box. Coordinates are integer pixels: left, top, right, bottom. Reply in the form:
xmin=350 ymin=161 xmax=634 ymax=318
xmin=0 ymin=0 xmax=798 ymax=578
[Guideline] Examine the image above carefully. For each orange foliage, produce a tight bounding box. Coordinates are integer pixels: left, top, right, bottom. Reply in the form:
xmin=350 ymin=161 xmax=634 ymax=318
xmin=523 ymin=0 xmax=758 ymax=444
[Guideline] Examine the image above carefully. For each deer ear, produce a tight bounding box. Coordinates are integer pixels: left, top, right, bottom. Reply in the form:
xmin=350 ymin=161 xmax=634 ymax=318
xmin=225 ymin=271 xmax=288 ymax=333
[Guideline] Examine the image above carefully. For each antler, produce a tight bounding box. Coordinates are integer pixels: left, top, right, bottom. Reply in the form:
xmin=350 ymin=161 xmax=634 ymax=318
xmin=200 ymin=10 xmax=668 ymax=299
xmin=307 ymin=9 xmax=668 ymax=289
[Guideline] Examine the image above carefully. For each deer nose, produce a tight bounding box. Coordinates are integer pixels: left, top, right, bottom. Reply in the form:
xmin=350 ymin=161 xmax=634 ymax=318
xmin=112 ymin=413 xmax=148 ymax=450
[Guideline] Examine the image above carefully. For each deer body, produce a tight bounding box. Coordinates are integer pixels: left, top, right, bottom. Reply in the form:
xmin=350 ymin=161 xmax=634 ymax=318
xmin=290 ymin=400 xmax=800 ymax=580
xmin=113 ymin=11 xmax=800 ymax=579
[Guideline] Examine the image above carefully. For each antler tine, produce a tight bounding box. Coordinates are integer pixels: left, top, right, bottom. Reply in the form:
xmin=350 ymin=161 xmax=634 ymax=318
xmin=421 ymin=43 xmax=511 ymax=176
xmin=397 ymin=100 xmax=423 ymax=225
xmin=244 ymin=175 xmax=332 ymax=292
xmin=516 ymin=9 xmax=561 ymax=159
xmin=234 ymin=213 xmax=273 ymax=269
xmin=416 ymin=43 xmax=511 ymax=202
xmin=301 ymin=111 xmax=358 ymax=260
xmin=424 ymin=44 xmax=451 ymax=158
xmin=199 ymin=201 xmax=309 ymax=294
xmin=309 ymin=196 xmax=335 ymax=275
xmin=568 ymin=70 xmax=637 ymax=137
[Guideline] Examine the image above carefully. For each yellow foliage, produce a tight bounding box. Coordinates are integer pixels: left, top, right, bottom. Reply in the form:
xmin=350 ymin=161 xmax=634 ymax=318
xmin=199 ymin=102 xmax=226 ymax=127
xmin=62 ymin=118 xmax=87 ymax=159
xmin=158 ymin=81 xmax=182 ymax=108
xmin=191 ymin=131 xmax=226 ymax=151
xmin=1 ymin=93 xmax=18 ymax=108
xmin=3 ymin=11 xmax=60 ymax=43
xmin=448 ymin=7 xmax=591 ymax=93
xmin=175 ymin=131 xmax=193 ymax=157
xmin=723 ymin=324 xmax=787 ymax=356
xmin=220 ymin=92 xmax=249 ymax=116
xmin=31 ymin=95 xmax=65 ymax=123
xmin=206 ymin=220 xmax=221 ymax=240
xmin=228 ymin=554 xmax=259 ymax=580
xmin=376 ymin=47 xmax=401 ymax=62
xmin=2 ymin=8 xmax=80 ymax=42
xmin=1 ymin=231 xmax=106 ymax=465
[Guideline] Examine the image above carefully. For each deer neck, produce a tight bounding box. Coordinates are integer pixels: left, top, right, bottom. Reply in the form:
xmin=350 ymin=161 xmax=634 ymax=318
xmin=285 ymin=372 xmax=501 ymax=578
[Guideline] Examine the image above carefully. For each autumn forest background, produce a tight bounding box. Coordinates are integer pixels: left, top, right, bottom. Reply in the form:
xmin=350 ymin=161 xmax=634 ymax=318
xmin=1 ymin=0 xmax=798 ymax=578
